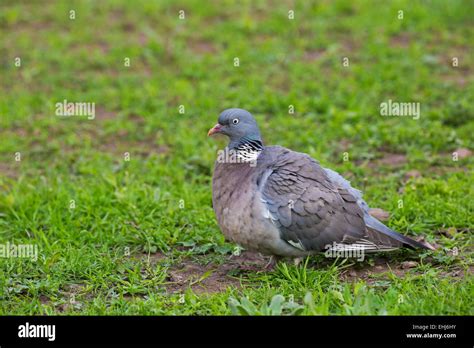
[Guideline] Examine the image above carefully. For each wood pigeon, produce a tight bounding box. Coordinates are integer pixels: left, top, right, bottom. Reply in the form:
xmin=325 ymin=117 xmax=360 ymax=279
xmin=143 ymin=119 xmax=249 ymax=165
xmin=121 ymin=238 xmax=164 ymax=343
xmin=208 ymin=108 xmax=433 ymax=258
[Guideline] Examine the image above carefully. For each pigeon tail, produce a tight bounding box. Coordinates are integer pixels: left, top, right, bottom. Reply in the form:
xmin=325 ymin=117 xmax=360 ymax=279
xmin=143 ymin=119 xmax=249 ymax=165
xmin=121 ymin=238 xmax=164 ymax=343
xmin=364 ymin=214 xmax=434 ymax=250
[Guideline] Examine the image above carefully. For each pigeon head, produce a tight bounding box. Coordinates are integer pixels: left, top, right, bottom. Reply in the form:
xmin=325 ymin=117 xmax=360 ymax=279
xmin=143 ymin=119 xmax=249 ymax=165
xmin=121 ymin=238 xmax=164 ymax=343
xmin=208 ymin=108 xmax=262 ymax=148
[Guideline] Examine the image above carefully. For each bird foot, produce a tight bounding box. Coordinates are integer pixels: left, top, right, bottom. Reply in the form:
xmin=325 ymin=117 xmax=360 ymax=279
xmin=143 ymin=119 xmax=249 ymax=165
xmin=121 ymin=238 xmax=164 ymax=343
xmin=293 ymin=257 xmax=304 ymax=266
xmin=264 ymin=255 xmax=281 ymax=270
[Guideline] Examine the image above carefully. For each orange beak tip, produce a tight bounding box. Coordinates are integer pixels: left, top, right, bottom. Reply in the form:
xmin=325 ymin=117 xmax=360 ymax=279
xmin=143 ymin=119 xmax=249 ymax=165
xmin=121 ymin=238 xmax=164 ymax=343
xmin=207 ymin=124 xmax=222 ymax=137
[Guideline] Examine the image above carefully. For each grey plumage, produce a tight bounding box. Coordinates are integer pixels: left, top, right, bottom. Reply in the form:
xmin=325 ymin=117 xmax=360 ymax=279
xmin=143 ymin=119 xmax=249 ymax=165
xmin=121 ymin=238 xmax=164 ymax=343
xmin=209 ymin=108 xmax=432 ymax=257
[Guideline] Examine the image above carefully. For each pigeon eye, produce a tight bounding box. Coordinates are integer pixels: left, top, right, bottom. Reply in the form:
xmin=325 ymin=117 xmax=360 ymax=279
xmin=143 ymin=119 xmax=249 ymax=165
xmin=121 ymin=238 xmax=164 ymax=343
xmin=232 ymin=118 xmax=239 ymax=125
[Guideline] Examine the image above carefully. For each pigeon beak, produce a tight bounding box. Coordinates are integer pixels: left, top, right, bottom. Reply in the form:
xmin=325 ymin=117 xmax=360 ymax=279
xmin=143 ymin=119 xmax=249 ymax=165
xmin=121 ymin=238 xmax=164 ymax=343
xmin=208 ymin=123 xmax=223 ymax=136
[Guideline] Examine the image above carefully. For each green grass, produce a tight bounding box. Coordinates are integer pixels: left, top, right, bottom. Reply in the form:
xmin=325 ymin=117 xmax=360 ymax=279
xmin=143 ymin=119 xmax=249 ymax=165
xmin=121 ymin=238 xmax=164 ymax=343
xmin=0 ymin=0 xmax=473 ymax=315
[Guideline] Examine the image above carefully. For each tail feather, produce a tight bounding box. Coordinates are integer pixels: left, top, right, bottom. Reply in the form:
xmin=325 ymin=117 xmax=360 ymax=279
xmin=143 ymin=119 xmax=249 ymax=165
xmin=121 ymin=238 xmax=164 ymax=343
xmin=364 ymin=214 xmax=434 ymax=250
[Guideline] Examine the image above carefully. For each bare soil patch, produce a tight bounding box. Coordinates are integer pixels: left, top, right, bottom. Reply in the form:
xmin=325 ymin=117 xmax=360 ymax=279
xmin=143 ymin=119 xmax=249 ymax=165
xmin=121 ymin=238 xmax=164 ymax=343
xmin=0 ymin=162 xmax=19 ymax=178
xmin=302 ymin=48 xmax=326 ymax=62
xmin=368 ymin=208 xmax=390 ymax=221
xmin=164 ymin=251 xmax=268 ymax=294
xmin=189 ymin=40 xmax=218 ymax=55
xmin=390 ymin=33 xmax=411 ymax=48
xmin=339 ymin=257 xmax=471 ymax=285
xmin=374 ymin=153 xmax=407 ymax=167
